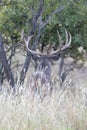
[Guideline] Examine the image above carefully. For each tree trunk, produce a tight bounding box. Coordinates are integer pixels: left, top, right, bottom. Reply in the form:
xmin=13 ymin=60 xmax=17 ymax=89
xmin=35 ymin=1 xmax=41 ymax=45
xmin=20 ymin=52 xmax=31 ymax=84
xmin=0 ymin=33 xmax=15 ymax=91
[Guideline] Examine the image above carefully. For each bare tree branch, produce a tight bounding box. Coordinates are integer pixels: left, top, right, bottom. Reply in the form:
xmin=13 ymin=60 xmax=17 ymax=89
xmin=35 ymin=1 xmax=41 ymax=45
xmin=41 ymin=5 xmax=65 ymax=29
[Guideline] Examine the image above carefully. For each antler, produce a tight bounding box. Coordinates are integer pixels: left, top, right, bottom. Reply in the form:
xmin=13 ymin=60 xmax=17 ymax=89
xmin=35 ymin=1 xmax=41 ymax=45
xmin=51 ymin=29 xmax=71 ymax=55
xmin=24 ymin=29 xmax=71 ymax=58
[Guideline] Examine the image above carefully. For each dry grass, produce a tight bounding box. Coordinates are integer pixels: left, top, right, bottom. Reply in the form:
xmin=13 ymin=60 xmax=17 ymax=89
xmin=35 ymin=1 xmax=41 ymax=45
xmin=0 ymin=78 xmax=87 ymax=130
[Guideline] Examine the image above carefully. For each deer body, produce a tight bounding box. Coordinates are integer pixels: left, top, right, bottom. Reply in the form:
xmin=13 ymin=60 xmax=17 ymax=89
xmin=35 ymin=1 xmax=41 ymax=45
xmin=29 ymin=58 xmax=52 ymax=98
xmin=24 ymin=30 xmax=72 ymax=98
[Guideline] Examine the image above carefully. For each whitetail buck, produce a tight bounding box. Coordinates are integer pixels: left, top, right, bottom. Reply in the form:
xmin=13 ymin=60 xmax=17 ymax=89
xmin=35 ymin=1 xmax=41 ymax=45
xmin=24 ymin=30 xmax=72 ymax=98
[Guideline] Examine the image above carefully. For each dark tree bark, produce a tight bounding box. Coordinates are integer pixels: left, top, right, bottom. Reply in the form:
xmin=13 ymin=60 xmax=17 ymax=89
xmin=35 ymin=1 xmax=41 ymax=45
xmin=0 ymin=33 xmax=15 ymax=91
xmin=20 ymin=0 xmax=44 ymax=84
xmin=20 ymin=52 xmax=31 ymax=84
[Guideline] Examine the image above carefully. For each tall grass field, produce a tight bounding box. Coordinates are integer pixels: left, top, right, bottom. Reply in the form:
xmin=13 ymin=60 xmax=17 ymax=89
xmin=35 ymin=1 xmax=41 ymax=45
xmin=0 ymin=78 xmax=87 ymax=130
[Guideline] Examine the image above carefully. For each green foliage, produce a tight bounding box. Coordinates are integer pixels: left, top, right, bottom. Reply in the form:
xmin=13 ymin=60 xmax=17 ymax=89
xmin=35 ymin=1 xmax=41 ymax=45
xmin=0 ymin=0 xmax=32 ymax=42
xmin=41 ymin=0 xmax=87 ymax=57
xmin=57 ymin=0 xmax=87 ymax=49
xmin=0 ymin=0 xmax=87 ymax=56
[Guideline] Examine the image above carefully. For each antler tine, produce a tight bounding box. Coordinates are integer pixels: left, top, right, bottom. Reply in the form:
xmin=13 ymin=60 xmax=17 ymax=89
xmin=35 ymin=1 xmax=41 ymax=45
xmin=25 ymin=35 xmax=47 ymax=57
xmin=57 ymin=30 xmax=63 ymax=47
xmin=48 ymin=30 xmax=72 ymax=56
xmin=47 ymin=43 xmax=54 ymax=54
xmin=68 ymin=32 xmax=72 ymax=46
xmin=60 ymin=31 xmax=72 ymax=51
xmin=24 ymin=35 xmax=33 ymax=51
xmin=65 ymin=29 xmax=69 ymax=45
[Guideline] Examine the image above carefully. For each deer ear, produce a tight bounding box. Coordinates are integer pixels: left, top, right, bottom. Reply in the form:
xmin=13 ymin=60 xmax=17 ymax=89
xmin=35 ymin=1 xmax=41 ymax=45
xmin=53 ymin=54 xmax=61 ymax=61
xmin=32 ymin=54 xmax=41 ymax=61
xmin=47 ymin=53 xmax=60 ymax=61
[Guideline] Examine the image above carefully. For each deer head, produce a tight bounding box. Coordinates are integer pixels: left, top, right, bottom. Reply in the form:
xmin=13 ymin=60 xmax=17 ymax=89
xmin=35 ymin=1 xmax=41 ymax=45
xmin=24 ymin=30 xmax=72 ymax=98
